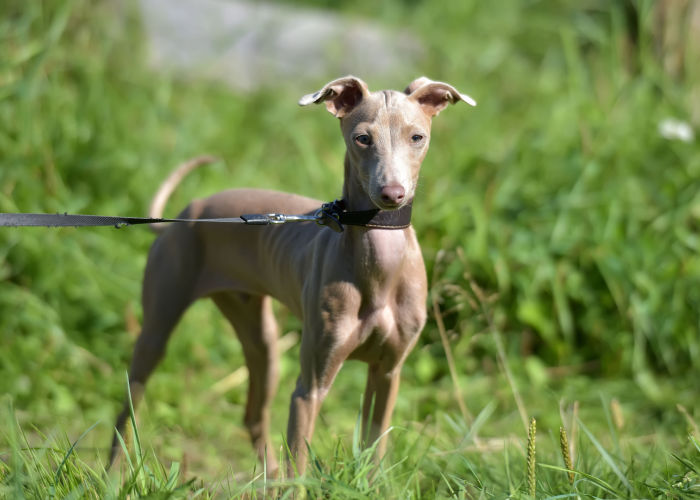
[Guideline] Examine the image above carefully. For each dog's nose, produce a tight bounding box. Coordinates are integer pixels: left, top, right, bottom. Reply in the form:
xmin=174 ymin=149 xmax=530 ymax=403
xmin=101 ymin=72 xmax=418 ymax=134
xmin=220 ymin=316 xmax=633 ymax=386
xmin=380 ymin=185 xmax=406 ymax=206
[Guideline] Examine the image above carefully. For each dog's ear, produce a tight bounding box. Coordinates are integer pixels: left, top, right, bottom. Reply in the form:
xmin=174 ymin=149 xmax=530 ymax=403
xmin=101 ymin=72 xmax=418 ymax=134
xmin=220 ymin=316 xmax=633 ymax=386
xmin=405 ymin=77 xmax=476 ymax=117
xmin=299 ymin=76 xmax=370 ymax=118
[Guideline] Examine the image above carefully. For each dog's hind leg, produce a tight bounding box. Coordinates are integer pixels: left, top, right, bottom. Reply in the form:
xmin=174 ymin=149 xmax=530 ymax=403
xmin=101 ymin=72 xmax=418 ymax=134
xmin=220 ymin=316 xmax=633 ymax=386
xmin=109 ymin=230 xmax=200 ymax=465
xmin=212 ymin=291 xmax=280 ymax=474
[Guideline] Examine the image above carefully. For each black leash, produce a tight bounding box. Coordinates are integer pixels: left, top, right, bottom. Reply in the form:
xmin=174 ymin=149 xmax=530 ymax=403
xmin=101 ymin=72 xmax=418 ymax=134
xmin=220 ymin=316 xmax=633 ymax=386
xmin=0 ymin=200 xmax=413 ymax=233
xmin=0 ymin=212 xmax=249 ymax=228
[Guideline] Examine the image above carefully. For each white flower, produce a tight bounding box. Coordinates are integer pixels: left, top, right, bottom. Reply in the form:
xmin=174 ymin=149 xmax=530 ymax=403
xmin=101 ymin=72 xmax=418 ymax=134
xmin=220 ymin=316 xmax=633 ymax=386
xmin=658 ymin=118 xmax=695 ymax=142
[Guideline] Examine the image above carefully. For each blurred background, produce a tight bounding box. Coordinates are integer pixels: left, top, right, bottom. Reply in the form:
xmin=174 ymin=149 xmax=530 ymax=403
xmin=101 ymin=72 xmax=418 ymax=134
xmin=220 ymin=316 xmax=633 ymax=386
xmin=0 ymin=0 xmax=699 ymax=495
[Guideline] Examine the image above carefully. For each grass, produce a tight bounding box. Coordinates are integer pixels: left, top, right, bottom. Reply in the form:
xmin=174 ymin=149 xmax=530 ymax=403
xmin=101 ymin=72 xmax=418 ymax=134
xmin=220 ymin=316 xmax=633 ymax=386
xmin=2 ymin=390 xmax=699 ymax=498
xmin=1 ymin=0 xmax=699 ymax=497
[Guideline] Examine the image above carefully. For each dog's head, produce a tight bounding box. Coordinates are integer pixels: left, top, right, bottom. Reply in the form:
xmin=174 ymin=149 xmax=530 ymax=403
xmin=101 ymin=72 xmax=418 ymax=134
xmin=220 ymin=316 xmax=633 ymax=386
xmin=299 ymin=76 xmax=475 ymax=210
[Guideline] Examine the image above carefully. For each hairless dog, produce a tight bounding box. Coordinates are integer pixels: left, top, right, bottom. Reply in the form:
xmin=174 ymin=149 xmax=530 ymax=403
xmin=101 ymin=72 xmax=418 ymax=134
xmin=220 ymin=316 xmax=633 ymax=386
xmin=110 ymin=76 xmax=475 ymax=475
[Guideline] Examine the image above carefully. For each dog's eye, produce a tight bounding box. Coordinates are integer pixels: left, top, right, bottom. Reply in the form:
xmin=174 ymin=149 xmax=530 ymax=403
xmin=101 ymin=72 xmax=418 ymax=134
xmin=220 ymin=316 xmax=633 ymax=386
xmin=411 ymin=134 xmax=424 ymax=143
xmin=354 ymin=134 xmax=371 ymax=146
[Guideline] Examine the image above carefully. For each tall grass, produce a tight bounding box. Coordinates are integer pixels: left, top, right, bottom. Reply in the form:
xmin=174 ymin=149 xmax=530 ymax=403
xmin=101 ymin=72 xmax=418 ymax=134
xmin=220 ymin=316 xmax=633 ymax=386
xmin=2 ymin=396 xmax=699 ymax=498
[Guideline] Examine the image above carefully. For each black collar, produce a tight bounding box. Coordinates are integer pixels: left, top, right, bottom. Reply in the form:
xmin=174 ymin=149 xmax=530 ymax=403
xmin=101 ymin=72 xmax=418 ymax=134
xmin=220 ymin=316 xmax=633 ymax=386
xmin=318 ymin=199 xmax=413 ymax=232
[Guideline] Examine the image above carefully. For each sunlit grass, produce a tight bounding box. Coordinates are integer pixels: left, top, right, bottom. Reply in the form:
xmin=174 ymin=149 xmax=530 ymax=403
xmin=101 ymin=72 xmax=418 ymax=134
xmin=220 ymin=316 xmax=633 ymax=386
xmin=2 ymin=392 xmax=699 ymax=498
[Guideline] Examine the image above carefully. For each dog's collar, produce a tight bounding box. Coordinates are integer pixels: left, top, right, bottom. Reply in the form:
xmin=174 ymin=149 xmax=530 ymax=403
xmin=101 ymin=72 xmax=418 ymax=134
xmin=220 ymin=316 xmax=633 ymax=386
xmin=317 ymin=199 xmax=413 ymax=232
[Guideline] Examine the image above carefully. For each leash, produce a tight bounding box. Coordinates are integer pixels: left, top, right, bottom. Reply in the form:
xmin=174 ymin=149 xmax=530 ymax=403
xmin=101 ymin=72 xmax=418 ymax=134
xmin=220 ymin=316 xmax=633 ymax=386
xmin=0 ymin=200 xmax=412 ymax=233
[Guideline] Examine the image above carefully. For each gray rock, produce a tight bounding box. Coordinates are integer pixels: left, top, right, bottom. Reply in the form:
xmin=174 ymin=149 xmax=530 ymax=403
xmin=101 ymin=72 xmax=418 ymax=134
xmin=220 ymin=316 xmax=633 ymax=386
xmin=138 ymin=0 xmax=424 ymax=92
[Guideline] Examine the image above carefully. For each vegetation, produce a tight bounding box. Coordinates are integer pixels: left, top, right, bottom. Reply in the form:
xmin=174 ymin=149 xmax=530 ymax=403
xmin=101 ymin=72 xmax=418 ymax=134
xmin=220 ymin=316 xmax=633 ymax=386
xmin=1 ymin=0 xmax=698 ymax=497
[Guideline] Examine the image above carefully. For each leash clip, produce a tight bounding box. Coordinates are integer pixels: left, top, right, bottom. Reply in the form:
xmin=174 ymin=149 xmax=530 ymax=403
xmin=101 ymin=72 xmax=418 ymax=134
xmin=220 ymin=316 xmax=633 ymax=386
xmin=266 ymin=213 xmax=287 ymax=224
xmin=241 ymin=212 xmax=319 ymax=226
xmin=240 ymin=213 xmax=285 ymax=225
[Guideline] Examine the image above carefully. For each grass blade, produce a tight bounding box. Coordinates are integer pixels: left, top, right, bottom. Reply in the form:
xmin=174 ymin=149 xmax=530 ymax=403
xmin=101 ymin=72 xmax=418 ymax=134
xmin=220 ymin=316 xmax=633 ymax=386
xmin=53 ymin=420 xmax=99 ymax=483
xmin=577 ymin=418 xmax=632 ymax=492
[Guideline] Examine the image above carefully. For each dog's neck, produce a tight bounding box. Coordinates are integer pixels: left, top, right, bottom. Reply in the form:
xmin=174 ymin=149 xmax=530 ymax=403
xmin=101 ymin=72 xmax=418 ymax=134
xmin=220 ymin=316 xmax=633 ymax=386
xmin=341 ymin=153 xmax=412 ymax=299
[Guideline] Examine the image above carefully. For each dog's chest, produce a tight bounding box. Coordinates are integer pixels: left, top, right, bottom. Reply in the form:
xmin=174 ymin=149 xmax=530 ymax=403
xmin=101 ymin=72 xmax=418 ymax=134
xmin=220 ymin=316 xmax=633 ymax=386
xmin=313 ymin=228 xmax=426 ymax=365
xmin=355 ymin=229 xmax=409 ymax=284
xmin=348 ymin=232 xmax=426 ymax=363
xmin=348 ymin=295 xmax=421 ymax=365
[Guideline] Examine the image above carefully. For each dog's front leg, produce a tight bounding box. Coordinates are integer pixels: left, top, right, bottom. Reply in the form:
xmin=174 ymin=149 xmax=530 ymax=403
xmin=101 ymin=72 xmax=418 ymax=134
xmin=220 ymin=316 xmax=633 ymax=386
xmin=285 ymin=377 xmax=324 ymax=476
xmin=362 ymin=363 xmax=402 ymax=458
xmin=285 ymin=322 xmax=350 ymax=476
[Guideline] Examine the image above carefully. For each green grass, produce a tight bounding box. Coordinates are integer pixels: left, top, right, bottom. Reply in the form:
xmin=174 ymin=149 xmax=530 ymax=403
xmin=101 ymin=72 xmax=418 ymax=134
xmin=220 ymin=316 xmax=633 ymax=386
xmin=2 ymin=390 xmax=699 ymax=498
xmin=1 ymin=0 xmax=699 ymax=497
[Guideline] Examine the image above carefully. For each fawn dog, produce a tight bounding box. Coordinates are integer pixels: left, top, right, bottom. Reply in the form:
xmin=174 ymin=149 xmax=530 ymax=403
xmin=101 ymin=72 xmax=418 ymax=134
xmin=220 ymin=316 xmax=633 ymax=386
xmin=110 ymin=76 xmax=475 ymax=475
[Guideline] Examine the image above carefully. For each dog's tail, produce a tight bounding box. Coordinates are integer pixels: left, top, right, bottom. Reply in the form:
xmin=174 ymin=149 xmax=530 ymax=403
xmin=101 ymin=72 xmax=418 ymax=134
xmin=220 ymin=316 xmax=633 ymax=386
xmin=148 ymin=155 xmax=219 ymax=234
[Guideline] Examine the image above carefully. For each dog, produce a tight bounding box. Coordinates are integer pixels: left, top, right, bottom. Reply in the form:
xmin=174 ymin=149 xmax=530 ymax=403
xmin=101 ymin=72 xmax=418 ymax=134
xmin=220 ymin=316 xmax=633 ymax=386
xmin=110 ymin=76 xmax=475 ymax=475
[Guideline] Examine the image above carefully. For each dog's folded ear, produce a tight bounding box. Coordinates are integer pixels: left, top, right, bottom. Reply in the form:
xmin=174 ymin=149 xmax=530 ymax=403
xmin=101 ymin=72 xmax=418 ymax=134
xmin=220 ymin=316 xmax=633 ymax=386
xmin=405 ymin=77 xmax=476 ymax=117
xmin=299 ymin=76 xmax=370 ymax=118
